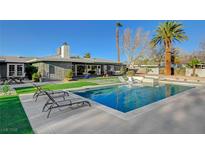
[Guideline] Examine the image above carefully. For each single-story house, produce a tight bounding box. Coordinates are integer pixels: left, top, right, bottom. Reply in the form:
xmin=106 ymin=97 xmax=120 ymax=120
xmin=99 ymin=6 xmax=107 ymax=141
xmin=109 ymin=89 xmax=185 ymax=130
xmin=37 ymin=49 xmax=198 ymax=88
xmin=0 ymin=56 xmax=34 ymax=79
xmin=0 ymin=43 xmax=124 ymax=81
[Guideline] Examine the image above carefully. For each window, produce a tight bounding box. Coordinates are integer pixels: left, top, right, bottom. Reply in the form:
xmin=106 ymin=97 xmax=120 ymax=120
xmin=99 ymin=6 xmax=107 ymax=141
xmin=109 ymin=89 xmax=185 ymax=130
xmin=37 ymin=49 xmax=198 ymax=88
xmin=17 ymin=65 xmax=23 ymax=76
xmin=9 ymin=65 xmax=15 ymax=76
xmin=49 ymin=65 xmax=55 ymax=74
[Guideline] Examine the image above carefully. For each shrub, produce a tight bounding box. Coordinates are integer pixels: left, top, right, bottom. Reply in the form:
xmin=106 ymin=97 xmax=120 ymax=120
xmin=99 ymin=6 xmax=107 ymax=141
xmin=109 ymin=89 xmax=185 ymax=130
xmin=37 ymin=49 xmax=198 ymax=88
xmin=25 ymin=65 xmax=38 ymax=80
xmin=191 ymin=73 xmax=198 ymax=77
xmin=159 ymin=68 xmax=164 ymax=74
xmin=2 ymin=81 xmax=10 ymax=95
xmin=146 ymin=67 xmax=153 ymax=74
xmin=174 ymin=68 xmax=185 ymax=76
xmin=120 ymin=66 xmax=126 ymax=75
xmin=32 ymin=73 xmax=41 ymax=82
xmin=126 ymin=70 xmax=135 ymax=77
xmin=65 ymin=69 xmax=73 ymax=81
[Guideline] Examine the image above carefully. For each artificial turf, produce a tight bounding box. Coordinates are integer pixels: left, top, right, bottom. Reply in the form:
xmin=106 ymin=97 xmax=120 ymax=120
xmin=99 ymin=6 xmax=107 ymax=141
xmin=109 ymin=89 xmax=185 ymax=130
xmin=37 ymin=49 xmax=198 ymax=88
xmin=15 ymin=81 xmax=98 ymax=94
xmin=0 ymin=95 xmax=33 ymax=134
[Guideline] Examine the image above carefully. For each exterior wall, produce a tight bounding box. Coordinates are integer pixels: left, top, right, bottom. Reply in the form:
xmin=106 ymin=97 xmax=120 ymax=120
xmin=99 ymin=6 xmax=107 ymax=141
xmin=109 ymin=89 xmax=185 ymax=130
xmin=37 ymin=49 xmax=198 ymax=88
xmin=147 ymin=68 xmax=159 ymax=75
xmin=186 ymin=68 xmax=205 ymax=77
xmin=135 ymin=67 xmax=159 ymax=75
xmin=0 ymin=63 xmax=25 ymax=78
xmin=33 ymin=61 xmax=124 ymax=81
xmin=0 ymin=63 xmax=7 ymax=78
xmin=6 ymin=63 xmax=25 ymax=77
xmin=33 ymin=61 xmax=72 ymax=81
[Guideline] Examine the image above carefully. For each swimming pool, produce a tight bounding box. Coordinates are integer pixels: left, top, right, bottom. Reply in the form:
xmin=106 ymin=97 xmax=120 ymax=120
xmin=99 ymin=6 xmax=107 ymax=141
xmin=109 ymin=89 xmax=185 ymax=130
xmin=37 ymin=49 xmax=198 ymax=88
xmin=75 ymin=84 xmax=193 ymax=113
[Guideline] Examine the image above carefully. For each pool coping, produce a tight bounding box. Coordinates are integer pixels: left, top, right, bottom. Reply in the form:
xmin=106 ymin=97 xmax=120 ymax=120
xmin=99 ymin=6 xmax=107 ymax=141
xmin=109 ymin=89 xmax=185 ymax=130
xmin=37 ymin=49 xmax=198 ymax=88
xmin=70 ymin=83 xmax=201 ymax=120
xmin=19 ymin=81 xmax=203 ymax=121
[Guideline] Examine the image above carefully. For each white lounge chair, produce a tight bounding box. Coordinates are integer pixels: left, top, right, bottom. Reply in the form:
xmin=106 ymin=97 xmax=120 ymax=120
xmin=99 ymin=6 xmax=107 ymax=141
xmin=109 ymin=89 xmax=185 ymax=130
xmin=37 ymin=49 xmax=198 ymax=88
xmin=118 ymin=76 xmax=127 ymax=83
xmin=118 ymin=76 xmax=141 ymax=84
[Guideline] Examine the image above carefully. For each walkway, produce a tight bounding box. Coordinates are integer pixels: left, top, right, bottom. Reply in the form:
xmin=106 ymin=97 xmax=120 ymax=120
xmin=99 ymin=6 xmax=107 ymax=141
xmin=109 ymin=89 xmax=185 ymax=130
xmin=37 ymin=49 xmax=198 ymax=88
xmin=20 ymin=86 xmax=205 ymax=133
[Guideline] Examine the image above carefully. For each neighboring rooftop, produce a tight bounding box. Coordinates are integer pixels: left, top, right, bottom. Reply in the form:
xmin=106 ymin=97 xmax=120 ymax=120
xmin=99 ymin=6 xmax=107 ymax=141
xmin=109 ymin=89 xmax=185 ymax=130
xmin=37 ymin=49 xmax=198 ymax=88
xmin=0 ymin=56 xmax=35 ymax=63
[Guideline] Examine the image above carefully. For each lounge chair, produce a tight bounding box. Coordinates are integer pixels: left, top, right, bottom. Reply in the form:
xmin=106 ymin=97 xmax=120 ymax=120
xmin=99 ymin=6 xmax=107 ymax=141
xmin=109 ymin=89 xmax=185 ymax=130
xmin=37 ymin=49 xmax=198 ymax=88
xmin=42 ymin=91 xmax=91 ymax=118
xmin=118 ymin=76 xmax=141 ymax=84
xmin=118 ymin=76 xmax=128 ymax=83
xmin=33 ymin=83 xmax=69 ymax=102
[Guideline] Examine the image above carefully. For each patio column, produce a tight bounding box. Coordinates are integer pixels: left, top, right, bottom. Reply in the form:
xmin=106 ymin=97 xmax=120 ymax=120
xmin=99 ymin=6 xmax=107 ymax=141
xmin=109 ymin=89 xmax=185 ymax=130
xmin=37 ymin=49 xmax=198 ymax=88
xmin=85 ymin=65 xmax=88 ymax=73
xmin=75 ymin=64 xmax=77 ymax=76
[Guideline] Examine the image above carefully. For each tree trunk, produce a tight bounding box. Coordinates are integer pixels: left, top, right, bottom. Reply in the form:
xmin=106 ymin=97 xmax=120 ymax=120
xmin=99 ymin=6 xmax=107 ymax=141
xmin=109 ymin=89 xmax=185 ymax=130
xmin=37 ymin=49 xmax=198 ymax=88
xmin=165 ymin=41 xmax=171 ymax=75
xmin=116 ymin=28 xmax=120 ymax=63
xmin=193 ymin=65 xmax=196 ymax=76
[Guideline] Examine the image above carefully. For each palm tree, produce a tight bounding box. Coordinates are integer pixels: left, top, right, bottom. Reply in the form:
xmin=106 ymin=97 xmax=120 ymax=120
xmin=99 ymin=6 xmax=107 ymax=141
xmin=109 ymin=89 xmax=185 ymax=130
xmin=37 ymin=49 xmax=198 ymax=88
xmin=187 ymin=57 xmax=201 ymax=76
xmin=116 ymin=22 xmax=123 ymax=63
xmin=151 ymin=21 xmax=188 ymax=75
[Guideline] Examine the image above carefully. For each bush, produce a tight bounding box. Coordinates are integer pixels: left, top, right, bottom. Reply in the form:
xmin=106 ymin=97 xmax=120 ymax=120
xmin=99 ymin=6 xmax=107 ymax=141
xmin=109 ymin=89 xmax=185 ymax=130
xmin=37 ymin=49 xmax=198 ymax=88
xmin=191 ymin=73 xmax=198 ymax=77
xmin=32 ymin=73 xmax=41 ymax=82
xmin=159 ymin=68 xmax=164 ymax=74
xmin=126 ymin=70 xmax=135 ymax=77
xmin=2 ymin=81 xmax=10 ymax=95
xmin=174 ymin=68 xmax=185 ymax=76
xmin=120 ymin=66 xmax=126 ymax=75
xmin=25 ymin=65 xmax=38 ymax=80
xmin=65 ymin=69 xmax=73 ymax=81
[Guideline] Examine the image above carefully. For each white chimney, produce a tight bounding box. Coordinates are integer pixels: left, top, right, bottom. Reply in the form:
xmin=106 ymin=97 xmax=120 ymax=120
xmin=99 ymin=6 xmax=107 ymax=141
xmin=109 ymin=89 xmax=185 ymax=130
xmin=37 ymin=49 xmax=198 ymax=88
xmin=60 ymin=42 xmax=70 ymax=58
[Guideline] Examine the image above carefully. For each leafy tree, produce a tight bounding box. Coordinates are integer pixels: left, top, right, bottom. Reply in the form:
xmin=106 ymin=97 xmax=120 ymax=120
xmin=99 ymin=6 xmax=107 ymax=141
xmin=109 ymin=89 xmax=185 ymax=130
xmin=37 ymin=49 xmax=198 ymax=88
xmin=84 ymin=52 xmax=91 ymax=58
xmin=25 ymin=65 xmax=38 ymax=80
xmin=150 ymin=21 xmax=188 ymax=75
xmin=187 ymin=57 xmax=201 ymax=76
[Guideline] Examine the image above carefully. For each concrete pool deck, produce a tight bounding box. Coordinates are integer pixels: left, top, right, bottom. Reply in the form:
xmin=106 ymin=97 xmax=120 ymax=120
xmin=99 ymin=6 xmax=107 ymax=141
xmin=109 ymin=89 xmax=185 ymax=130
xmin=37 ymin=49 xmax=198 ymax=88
xmin=20 ymin=85 xmax=205 ymax=133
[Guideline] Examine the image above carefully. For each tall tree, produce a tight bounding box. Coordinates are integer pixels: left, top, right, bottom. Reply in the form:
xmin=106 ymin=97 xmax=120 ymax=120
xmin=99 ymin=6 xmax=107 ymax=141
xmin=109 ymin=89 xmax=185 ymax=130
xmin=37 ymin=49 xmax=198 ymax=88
xmin=84 ymin=52 xmax=91 ymax=58
xmin=150 ymin=21 xmax=188 ymax=75
xmin=123 ymin=28 xmax=150 ymax=67
xmin=116 ymin=22 xmax=123 ymax=63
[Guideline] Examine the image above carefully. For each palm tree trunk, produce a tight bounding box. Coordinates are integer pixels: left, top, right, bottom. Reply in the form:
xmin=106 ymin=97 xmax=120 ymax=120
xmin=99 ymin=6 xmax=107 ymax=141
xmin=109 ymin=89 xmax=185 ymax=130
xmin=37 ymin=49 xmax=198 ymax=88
xmin=116 ymin=27 xmax=120 ymax=63
xmin=165 ymin=41 xmax=171 ymax=75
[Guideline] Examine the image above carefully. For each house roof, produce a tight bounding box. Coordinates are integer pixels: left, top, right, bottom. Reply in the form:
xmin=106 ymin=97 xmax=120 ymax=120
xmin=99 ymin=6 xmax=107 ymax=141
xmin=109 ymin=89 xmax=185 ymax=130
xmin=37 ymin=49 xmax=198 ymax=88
xmin=27 ymin=56 xmax=122 ymax=64
xmin=0 ymin=56 xmax=35 ymax=63
xmin=0 ymin=56 xmax=123 ymax=65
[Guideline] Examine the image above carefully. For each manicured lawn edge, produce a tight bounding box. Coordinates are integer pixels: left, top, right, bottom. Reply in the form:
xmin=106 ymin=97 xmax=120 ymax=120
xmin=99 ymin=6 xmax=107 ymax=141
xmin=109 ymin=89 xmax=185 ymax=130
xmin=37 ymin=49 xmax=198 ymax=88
xmin=0 ymin=95 xmax=33 ymax=134
xmin=15 ymin=81 xmax=98 ymax=95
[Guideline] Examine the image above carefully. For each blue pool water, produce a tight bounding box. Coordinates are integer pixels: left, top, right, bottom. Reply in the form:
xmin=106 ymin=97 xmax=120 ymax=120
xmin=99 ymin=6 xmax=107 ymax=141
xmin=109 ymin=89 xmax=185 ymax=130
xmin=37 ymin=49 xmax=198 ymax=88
xmin=75 ymin=84 xmax=193 ymax=113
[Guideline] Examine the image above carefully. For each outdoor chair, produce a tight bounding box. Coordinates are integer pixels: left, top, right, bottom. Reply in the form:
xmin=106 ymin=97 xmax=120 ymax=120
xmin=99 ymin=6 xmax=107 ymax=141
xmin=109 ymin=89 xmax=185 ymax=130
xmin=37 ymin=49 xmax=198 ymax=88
xmin=42 ymin=91 xmax=91 ymax=118
xmin=118 ymin=76 xmax=128 ymax=83
xmin=33 ymin=83 xmax=69 ymax=102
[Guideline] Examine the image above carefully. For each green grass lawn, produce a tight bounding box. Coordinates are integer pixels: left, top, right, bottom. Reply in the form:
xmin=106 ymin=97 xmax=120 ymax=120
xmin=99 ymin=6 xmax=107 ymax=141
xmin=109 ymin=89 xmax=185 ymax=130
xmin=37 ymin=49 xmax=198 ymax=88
xmin=79 ymin=76 xmax=120 ymax=84
xmin=0 ymin=95 xmax=33 ymax=134
xmin=15 ymin=81 xmax=98 ymax=94
xmin=0 ymin=77 xmax=117 ymax=134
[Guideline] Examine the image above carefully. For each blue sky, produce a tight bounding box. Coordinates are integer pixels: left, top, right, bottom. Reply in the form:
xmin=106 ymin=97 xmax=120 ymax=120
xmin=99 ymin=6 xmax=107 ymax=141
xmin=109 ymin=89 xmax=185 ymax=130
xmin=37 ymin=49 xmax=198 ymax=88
xmin=0 ymin=20 xmax=205 ymax=62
